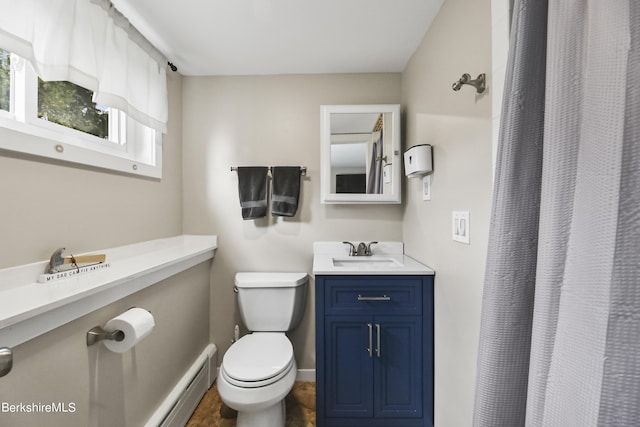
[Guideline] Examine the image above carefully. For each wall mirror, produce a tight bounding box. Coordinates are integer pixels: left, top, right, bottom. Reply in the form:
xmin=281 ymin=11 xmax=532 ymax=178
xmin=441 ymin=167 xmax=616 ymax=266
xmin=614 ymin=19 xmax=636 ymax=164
xmin=320 ymin=104 xmax=401 ymax=204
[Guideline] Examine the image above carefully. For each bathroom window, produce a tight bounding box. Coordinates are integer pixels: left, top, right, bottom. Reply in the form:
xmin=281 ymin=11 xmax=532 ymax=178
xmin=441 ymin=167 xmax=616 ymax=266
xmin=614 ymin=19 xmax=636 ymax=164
xmin=38 ymin=79 xmax=110 ymax=140
xmin=0 ymin=49 xmax=9 ymax=112
xmin=0 ymin=50 xmax=161 ymax=178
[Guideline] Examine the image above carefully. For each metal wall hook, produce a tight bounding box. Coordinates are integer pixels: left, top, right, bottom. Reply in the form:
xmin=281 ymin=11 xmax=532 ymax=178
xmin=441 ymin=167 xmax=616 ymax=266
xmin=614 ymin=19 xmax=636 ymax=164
xmin=452 ymin=73 xmax=486 ymax=94
xmin=86 ymin=326 xmax=125 ymax=347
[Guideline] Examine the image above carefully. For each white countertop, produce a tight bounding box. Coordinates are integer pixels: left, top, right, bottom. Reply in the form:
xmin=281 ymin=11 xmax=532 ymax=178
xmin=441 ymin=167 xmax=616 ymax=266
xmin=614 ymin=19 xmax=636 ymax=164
xmin=312 ymin=241 xmax=434 ymax=275
xmin=0 ymin=235 xmax=217 ymax=348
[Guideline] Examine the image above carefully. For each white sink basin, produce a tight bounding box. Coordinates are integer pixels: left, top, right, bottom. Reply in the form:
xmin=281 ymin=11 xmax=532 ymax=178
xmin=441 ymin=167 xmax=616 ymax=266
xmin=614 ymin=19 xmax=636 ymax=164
xmin=332 ymin=256 xmax=403 ymax=267
xmin=313 ymin=242 xmax=434 ymax=275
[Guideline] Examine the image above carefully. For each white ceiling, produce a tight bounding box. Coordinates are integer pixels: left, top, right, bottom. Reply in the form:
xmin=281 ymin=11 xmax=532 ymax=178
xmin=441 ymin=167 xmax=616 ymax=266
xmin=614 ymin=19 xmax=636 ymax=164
xmin=331 ymin=113 xmax=380 ymax=134
xmin=111 ymin=0 xmax=445 ymax=76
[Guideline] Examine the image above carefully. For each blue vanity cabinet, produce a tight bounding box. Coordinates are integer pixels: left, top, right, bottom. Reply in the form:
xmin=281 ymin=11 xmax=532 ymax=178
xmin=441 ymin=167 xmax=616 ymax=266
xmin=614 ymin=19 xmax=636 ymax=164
xmin=316 ymin=275 xmax=434 ymax=427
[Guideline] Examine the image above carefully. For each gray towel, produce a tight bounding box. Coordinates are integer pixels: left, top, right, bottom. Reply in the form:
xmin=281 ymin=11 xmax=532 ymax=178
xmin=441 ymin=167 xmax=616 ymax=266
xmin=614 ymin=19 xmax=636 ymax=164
xmin=271 ymin=167 xmax=301 ymax=217
xmin=237 ymin=167 xmax=269 ymax=220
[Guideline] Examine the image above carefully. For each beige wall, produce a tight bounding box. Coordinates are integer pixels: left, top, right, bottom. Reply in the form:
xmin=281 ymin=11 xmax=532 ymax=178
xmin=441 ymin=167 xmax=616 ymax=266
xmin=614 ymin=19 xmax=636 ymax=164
xmin=0 ymin=263 xmax=211 ymax=427
xmin=181 ymin=74 xmax=404 ymax=368
xmin=0 ymin=73 xmax=214 ymax=427
xmin=0 ymin=72 xmax=184 ymax=269
xmin=401 ymin=0 xmax=493 ymax=425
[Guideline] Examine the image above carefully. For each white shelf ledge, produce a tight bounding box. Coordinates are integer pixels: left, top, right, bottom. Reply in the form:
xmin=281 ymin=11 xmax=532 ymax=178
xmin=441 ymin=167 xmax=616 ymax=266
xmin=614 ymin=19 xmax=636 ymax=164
xmin=0 ymin=235 xmax=217 ymax=348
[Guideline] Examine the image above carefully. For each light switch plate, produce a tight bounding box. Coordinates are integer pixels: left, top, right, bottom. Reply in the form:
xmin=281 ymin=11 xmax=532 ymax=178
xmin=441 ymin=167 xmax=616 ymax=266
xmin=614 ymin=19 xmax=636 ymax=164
xmin=452 ymin=211 xmax=470 ymax=244
xmin=383 ymin=164 xmax=392 ymax=184
xmin=422 ymin=175 xmax=431 ymax=201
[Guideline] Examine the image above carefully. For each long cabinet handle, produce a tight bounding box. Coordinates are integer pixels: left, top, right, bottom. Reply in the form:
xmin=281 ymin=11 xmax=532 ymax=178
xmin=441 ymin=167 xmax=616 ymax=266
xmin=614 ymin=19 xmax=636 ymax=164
xmin=375 ymin=324 xmax=381 ymax=358
xmin=357 ymin=294 xmax=391 ymax=301
xmin=367 ymin=323 xmax=373 ymax=358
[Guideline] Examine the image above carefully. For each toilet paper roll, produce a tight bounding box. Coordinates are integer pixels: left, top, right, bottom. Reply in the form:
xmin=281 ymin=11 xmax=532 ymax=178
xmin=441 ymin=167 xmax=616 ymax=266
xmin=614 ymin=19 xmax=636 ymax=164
xmin=103 ymin=308 xmax=155 ymax=353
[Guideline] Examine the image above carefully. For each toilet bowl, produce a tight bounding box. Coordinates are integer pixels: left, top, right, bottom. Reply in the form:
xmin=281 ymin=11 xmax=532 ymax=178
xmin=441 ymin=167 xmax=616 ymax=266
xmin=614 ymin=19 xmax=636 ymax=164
xmin=218 ymin=333 xmax=297 ymax=426
xmin=217 ymin=272 xmax=308 ymax=427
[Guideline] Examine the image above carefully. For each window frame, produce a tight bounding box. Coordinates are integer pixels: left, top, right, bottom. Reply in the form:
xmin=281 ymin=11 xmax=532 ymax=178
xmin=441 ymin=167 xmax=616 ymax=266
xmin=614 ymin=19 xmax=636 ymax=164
xmin=0 ymin=53 xmax=162 ymax=179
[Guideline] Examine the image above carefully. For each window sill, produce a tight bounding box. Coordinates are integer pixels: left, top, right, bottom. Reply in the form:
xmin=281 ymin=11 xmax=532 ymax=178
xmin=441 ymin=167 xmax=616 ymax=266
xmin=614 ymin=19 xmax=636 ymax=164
xmin=0 ymin=235 xmax=217 ymax=348
xmin=0 ymin=115 xmax=162 ymax=178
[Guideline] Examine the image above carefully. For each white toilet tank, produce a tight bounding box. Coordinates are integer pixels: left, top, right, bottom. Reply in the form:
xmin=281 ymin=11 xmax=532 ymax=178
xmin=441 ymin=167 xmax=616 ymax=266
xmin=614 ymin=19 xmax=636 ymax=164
xmin=234 ymin=272 xmax=308 ymax=332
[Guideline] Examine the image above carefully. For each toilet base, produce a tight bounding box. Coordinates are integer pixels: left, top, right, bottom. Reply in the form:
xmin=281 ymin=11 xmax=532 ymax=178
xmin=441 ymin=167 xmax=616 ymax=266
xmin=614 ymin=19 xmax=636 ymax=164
xmin=217 ymin=356 xmax=296 ymax=427
xmin=236 ymin=399 xmax=285 ymax=427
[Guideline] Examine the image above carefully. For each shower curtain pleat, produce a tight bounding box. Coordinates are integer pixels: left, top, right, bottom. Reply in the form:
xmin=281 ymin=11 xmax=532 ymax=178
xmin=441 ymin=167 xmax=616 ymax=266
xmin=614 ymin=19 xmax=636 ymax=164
xmin=597 ymin=2 xmax=640 ymax=425
xmin=533 ymin=2 xmax=631 ymax=426
xmin=522 ymin=0 xmax=584 ymax=422
xmin=474 ymin=0 xmax=639 ymax=426
xmin=472 ymin=0 xmax=548 ymax=425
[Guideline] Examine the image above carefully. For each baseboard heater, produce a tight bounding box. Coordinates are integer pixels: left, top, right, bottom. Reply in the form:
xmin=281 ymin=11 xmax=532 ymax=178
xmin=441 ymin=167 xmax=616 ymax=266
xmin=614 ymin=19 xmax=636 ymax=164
xmin=145 ymin=344 xmax=218 ymax=427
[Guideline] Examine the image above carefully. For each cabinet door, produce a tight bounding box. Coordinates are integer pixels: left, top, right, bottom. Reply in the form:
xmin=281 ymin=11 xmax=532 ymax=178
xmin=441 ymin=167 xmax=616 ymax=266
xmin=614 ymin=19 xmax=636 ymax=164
xmin=373 ymin=315 xmax=423 ymax=419
xmin=325 ymin=315 xmax=374 ymax=418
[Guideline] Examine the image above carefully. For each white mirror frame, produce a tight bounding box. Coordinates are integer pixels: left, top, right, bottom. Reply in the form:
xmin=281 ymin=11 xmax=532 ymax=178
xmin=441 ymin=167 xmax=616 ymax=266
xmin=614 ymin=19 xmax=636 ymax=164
xmin=320 ymin=104 xmax=401 ymax=204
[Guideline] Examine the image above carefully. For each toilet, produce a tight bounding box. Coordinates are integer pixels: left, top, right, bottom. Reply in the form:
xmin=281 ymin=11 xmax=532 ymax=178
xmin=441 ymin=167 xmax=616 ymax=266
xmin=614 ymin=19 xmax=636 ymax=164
xmin=217 ymin=272 xmax=308 ymax=427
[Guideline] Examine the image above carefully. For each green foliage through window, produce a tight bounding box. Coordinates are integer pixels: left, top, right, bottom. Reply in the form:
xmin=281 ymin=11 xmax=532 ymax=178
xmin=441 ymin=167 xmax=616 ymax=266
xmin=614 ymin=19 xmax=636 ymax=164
xmin=38 ymin=79 xmax=109 ymax=139
xmin=0 ymin=49 xmax=9 ymax=112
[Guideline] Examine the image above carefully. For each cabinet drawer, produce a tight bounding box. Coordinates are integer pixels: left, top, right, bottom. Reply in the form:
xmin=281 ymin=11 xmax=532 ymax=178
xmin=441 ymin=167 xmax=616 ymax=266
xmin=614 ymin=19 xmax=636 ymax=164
xmin=322 ymin=276 xmax=423 ymax=315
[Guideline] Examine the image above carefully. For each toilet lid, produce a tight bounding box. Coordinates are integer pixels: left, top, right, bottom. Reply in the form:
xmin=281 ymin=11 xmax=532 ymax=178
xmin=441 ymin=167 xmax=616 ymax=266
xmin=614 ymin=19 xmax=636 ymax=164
xmin=222 ymin=333 xmax=294 ymax=387
xmin=234 ymin=272 xmax=308 ymax=288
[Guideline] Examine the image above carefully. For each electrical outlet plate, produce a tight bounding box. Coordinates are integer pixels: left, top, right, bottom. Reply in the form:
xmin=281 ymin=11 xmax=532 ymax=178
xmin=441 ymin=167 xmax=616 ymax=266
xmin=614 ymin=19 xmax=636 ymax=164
xmin=452 ymin=211 xmax=470 ymax=244
xmin=422 ymin=175 xmax=431 ymax=201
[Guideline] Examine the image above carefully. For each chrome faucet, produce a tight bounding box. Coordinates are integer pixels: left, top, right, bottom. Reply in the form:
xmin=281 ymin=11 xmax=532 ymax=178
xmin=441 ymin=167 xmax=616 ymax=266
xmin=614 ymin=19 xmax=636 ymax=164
xmin=356 ymin=242 xmax=368 ymax=256
xmin=363 ymin=241 xmax=378 ymax=256
xmin=342 ymin=241 xmax=357 ymax=256
xmin=343 ymin=241 xmax=378 ymax=256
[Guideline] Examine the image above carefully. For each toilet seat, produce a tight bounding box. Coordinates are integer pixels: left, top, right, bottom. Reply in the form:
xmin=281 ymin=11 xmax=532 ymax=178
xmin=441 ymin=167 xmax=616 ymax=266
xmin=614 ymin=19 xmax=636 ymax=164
xmin=222 ymin=333 xmax=294 ymax=388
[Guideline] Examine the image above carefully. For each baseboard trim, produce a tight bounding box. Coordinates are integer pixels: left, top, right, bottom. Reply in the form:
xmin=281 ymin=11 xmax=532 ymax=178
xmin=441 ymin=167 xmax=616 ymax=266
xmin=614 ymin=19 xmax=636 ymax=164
xmin=296 ymin=369 xmax=316 ymax=382
xmin=146 ymin=344 xmax=217 ymax=427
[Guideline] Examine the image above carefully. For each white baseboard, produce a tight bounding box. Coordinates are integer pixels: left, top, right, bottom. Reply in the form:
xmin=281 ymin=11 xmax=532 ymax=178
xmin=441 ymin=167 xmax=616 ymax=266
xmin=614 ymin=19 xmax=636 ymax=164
xmin=296 ymin=369 xmax=316 ymax=382
xmin=146 ymin=344 xmax=217 ymax=427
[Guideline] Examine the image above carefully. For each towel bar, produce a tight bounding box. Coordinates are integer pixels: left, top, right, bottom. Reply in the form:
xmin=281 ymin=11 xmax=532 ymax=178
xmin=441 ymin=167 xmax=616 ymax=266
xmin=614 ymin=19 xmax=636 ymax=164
xmin=230 ymin=166 xmax=307 ymax=176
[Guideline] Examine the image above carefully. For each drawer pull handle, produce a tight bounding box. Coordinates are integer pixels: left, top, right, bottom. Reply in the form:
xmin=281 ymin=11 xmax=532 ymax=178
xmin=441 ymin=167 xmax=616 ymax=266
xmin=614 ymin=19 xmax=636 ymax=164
xmin=357 ymin=294 xmax=391 ymax=301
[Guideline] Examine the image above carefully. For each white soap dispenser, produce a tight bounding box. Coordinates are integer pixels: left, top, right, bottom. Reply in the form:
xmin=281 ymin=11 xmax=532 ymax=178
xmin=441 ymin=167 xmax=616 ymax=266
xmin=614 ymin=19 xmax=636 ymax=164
xmin=404 ymin=144 xmax=433 ymax=178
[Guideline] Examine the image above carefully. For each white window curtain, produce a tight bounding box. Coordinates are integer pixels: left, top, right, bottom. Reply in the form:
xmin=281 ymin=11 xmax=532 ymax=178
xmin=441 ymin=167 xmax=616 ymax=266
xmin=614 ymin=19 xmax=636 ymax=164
xmin=0 ymin=0 xmax=168 ymax=133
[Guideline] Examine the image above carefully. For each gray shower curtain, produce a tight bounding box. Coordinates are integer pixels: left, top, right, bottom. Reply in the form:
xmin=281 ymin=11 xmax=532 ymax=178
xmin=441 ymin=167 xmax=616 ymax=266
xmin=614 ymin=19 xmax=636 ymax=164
xmin=366 ymin=130 xmax=383 ymax=194
xmin=474 ymin=1 xmax=640 ymax=426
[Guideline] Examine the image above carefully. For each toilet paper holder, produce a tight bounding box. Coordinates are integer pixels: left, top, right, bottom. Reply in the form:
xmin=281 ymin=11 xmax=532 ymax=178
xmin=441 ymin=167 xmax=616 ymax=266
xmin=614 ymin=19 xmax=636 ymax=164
xmin=86 ymin=326 xmax=125 ymax=347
